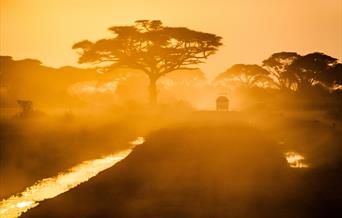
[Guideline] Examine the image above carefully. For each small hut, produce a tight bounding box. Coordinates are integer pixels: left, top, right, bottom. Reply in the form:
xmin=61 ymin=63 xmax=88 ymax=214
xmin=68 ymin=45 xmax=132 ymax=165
xmin=216 ymin=96 xmax=229 ymax=112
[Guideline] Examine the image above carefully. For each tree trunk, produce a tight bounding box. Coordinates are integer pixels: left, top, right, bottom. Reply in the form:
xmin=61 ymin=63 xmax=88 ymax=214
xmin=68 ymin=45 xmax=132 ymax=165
xmin=148 ymin=77 xmax=158 ymax=105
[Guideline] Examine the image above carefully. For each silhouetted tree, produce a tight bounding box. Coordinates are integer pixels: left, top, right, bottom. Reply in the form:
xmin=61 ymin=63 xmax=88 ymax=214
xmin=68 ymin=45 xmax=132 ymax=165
xmin=72 ymin=20 xmax=222 ymax=103
xmin=0 ymin=56 xmax=102 ymax=107
xmin=262 ymin=52 xmax=301 ymax=90
xmin=287 ymin=52 xmax=339 ymax=90
xmin=215 ymin=64 xmax=271 ymax=88
xmin=323 ymin=63 xmax=342 ymax=89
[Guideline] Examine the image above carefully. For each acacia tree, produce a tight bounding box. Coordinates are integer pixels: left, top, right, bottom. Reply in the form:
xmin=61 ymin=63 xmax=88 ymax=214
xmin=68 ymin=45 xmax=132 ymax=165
xmin=326 ymin=63 xmax=342 ymax=89
xmin=287 ymin=52 xmax=339 ymax=90
xmin=215 ymin=64 xmax=271 ymax=88
xmin=72 ymin=20 xmax=222 ymax=103
xmin=262 ymin=52 xmax=301 ymax=90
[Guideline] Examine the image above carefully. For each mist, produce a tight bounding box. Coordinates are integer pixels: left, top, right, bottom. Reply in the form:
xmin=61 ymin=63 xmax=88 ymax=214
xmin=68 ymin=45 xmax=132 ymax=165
xmin=1 ymin=17 xmax=342 ymax=218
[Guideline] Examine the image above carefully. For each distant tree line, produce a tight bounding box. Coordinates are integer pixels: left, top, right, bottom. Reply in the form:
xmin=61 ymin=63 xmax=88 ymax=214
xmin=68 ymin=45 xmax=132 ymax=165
xmin=215 ymin=52 xmax=341 ymax=92
xmin=1 ymin=19 xmax=341 ymax=109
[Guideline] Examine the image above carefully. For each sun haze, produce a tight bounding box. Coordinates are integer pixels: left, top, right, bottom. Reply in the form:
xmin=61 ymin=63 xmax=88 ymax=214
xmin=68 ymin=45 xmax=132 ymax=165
xmin=1 ymin=1 xmax=342 ymax=218
xmin=0 ymin=0 xmax=341 ymax=78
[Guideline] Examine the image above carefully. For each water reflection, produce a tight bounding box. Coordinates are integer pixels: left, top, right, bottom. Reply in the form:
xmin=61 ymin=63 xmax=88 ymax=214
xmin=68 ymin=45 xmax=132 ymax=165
xmin=0 ymin=137 xmax=144 ymax=218
xmin=284 ymin=151 xmax=309 ymax=168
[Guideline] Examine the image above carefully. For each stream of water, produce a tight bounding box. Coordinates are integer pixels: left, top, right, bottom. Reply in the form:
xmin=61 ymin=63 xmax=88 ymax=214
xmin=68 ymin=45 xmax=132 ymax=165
xmin=0 ymin=137 xmax=144 ymax=218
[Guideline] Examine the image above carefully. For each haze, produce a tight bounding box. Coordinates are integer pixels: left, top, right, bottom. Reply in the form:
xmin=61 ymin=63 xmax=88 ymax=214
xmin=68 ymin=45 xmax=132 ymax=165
xmin=1 ymin=0 xmax=341 ymax=78
xmin=1 ymin=1 xmax=342 ymax=218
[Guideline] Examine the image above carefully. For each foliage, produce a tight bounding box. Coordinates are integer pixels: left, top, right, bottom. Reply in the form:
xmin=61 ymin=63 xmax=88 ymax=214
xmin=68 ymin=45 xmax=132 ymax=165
xmin=215 ymin=64 xmax=271 ymax=88
xmin=217 ymin=52 xmax=341 ymax=92
xmin=262 ymin=52 xmax=300 ymax=90
xmin=73 ymin=20 xmax=222 ymax=103
xmin=287 ymin=52 xmax=339 ymax=90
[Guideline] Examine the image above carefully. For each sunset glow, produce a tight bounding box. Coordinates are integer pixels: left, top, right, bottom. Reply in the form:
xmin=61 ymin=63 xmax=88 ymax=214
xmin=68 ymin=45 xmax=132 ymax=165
xmin=0 ymin=1 xmax=341 ymax=217
xmin=284 ymin=151 xmax=309 ymax=168
xmin=0 ymin=135 xmax=145 ymax=218
xmin=1 ymin=0 xmax=340 ymax=78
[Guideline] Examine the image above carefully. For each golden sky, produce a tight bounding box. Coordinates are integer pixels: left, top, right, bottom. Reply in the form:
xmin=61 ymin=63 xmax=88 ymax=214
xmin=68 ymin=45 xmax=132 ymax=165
xmin=1 ymin=0 xmax=341 ymax=78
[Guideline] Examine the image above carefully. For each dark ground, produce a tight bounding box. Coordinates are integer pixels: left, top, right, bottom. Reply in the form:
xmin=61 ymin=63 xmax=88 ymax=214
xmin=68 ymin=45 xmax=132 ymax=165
xmin=24 ymin=123 xmax=342 ymax=218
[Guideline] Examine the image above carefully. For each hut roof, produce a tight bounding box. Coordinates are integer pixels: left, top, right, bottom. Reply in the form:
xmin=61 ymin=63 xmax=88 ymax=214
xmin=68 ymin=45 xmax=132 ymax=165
xmin=216 ymin=96 xmax=229 ymax=102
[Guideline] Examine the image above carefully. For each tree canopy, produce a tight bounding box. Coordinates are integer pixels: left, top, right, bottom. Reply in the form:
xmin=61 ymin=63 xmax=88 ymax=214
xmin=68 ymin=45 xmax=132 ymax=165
xmin=73 ymin=20 xmax=222 ymax=103
xmin=262 ymin=52 xmax=300 ymax=90
xmin=215 ymin=64 xmax=271 ymax=88
xmin=326 ymin=63 xmax=342 ymax=88
xmin=287 ymin=52 xmax=339 ymax=90
xmin=217 ymin=52 xmax=341 ymax=92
